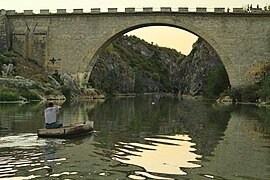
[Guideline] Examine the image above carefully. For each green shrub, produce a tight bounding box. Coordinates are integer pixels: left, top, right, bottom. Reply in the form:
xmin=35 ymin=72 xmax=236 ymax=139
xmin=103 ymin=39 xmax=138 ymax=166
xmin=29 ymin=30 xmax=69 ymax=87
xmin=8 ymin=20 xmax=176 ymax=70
xmin=0 ymin=92 xmax=20 ymax=101
xmin=206 ymin=65 xmax=230 ymax=98
xmin=240 ymin=84 xmax=260 ymax=102
xmin=176 ymin=54 xmax=186 ymax=64
xmin=0 ymin=53 xmax=15 ymax=65
xmin=152 ymin=73 xmax=160 ymax=81
xmin=259 ymin=74 xmax=270 ymax=101
xmin=222 ymin=85 xmax=260 ymax=103
xmin=19 ymin=90 xmax=41 ymax=100
xmin=221 ymin=88 xmax=241 ymax=103
xmin=45 ymin=89 xmax=54 ymax=95
xmin=135 ymin=71 xmax=147 ymax=92
xmin=60 ymin=86 xmax=71 ymax=99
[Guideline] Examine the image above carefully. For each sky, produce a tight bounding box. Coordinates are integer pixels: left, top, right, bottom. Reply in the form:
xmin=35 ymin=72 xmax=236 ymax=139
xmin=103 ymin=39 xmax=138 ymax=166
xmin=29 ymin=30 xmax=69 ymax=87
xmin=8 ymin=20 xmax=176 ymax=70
xmin=1 ymin=0 xmax=269 ymax=54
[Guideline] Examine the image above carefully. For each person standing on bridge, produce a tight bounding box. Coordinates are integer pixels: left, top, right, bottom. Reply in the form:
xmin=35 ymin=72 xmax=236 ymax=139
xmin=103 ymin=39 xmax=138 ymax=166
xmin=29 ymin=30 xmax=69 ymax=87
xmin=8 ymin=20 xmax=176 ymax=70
xmin=247 ymin=4 xmax=250 ymax=12
xmin=44 ymin=102 xmax=63 ymax=129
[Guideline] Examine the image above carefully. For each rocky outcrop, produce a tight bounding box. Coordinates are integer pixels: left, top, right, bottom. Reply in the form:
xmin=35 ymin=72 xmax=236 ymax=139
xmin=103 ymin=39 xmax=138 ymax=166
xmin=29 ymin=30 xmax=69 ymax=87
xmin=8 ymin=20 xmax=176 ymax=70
xmin=216 ymin=96 xmax=234 ymax=105
xmin=0 ymin=52 xmax=67 ymax=101
xmin=89 ymin=51 xmax=135 ymax=94
xmin=174 ymin=38 xmax=228 ymax=96
xmin=0 ymin=76 xmax=65 ymax=101
xmin=1 ymin=63 xmax=14 ymax=77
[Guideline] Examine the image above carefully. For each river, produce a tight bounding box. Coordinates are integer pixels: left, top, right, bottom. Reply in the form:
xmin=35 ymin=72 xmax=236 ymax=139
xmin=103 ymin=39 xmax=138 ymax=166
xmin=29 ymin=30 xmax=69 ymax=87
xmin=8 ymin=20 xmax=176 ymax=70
xmin=0 ymin=96 xmax=269 ymax=180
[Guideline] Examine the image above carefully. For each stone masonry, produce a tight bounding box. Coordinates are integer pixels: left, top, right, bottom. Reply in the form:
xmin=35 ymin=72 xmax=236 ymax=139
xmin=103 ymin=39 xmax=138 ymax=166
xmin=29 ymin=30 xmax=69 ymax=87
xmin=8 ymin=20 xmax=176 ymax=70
xmin=0 ymin=14 xmax=9 ymax=53
xmin=1 ymin=8 xmax=270 ymax=87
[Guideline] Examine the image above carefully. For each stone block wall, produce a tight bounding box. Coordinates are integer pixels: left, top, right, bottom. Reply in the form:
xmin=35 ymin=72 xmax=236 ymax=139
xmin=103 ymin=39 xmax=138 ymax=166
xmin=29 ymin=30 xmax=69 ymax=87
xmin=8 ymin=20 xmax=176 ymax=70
xmin=0 ymin=15 xmax=9 ymax=53
xmin=12 ymin=24 xmax=48 ymax=67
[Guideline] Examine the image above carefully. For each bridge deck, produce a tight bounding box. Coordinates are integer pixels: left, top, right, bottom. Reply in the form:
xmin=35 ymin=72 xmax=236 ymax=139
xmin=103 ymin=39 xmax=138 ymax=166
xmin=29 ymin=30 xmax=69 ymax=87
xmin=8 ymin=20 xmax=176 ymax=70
xmin=1 ymin=7 xmax=270 ymax=16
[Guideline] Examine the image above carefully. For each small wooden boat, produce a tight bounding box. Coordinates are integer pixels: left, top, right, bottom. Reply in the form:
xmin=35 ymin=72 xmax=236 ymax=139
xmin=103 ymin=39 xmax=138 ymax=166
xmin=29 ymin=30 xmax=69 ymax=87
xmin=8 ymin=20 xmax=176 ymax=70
xmin=37 ymin=121 xmax=94 ymax=138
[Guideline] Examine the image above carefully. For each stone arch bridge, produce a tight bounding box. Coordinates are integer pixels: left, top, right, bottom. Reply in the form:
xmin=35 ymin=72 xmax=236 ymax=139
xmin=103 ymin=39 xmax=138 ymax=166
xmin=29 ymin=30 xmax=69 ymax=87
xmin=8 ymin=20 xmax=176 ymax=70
xmin=0 ymin=7 xmax=269 ymax=87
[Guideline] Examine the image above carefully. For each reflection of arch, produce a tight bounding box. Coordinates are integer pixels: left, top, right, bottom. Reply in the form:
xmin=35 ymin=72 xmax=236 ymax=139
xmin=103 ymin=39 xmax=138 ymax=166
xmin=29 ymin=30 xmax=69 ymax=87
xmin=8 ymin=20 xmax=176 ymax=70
xmin=78 ymin=21 xmax=233 ymax=85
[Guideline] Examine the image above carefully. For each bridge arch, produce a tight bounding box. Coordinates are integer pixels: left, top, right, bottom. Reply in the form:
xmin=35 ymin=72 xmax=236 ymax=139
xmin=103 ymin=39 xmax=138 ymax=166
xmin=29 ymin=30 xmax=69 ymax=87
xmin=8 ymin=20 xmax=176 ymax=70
xmin=79 ymin=21 xmax=233 ymax=86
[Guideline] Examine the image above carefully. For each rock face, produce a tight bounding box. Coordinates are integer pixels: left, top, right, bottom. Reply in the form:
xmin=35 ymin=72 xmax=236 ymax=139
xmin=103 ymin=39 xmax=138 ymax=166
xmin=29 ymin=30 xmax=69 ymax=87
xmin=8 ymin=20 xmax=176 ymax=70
xmin=90 ymin=35 xmax=181 ymax=94
xmin=175 ymin=38 xmax=228 ymax=96
xmin=1 ymin=63 xmax=14 ymax=77
xmin=89 ymin=51 xmax=135 ymax=94
xmin=90 ymin=36 xmax=229 ymax=97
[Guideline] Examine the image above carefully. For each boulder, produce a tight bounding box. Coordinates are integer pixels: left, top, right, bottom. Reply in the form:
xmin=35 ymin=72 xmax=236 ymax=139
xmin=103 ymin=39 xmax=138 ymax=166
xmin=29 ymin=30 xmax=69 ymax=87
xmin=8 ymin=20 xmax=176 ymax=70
xmin=216 ymin=95 xmax=233 ymax=105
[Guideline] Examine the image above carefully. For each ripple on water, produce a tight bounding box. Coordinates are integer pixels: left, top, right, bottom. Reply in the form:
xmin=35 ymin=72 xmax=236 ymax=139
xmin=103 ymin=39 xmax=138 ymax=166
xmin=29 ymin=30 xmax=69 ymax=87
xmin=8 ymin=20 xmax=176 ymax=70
xmin=0 ymin=133 xmax=46 ymax=148
xmin=112 ymin=134 xmax=202 ymax=179
xmin=0 ymin=134 xmax=69 ymax=179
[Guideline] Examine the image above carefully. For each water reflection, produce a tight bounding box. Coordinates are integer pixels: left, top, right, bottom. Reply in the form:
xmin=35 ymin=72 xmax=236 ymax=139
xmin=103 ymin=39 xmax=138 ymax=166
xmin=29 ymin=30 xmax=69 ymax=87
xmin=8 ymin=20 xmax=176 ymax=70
xmin=0 ymin=103 xmax=44 ymax=134
xmin=190 ymin=111 xmax=270 ymax=180
xmin=112 ymin=134 xmax=201 ymax=179
xmin=57 ymin=99 xmax=105 ymax=125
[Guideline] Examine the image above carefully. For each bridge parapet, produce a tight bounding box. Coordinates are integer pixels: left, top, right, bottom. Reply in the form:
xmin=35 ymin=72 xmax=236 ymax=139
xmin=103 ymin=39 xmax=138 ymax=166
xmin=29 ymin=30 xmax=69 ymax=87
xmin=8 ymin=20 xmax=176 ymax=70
xmin=143 ymin=7 xmax=153 ymax=12
xmin=40 ymin=9 xmax=50 ymax=14
xmin=214 ymin=8 xmax=225 ymax=13
xmin=91 ymin=8 xmax=101 ymax=13
xmin=73 ymin=9 xmax=84 ymax=14
xmin=196 ymin=7 xmax=207 ymax=13
xmin=57 ymin=9 xmax=66 ymax=14
xmin=160 ymin=7 xmax=171 ymax=12
xmin=178 ymin=7 xmax=188 ymax=12
xmin=2 ymin=7 xmax=270 ymax=15
xmin=108 ymin=8 xmax=117 ymax=13
xmin=24 ymin=10 xmax=33 ymax=15
xmin=125 ymin=8 xmax=135 ymax=13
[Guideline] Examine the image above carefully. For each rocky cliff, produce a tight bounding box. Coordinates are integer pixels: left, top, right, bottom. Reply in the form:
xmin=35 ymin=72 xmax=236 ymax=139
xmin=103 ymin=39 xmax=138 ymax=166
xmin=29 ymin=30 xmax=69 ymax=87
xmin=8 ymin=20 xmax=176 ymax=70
xmin=90 ymin=35 xmax=183 ymax=94
xmin=90 ymin=36 xmax=229 ymax=97
xmin=175 ymin=38 xmax=229 ymax=97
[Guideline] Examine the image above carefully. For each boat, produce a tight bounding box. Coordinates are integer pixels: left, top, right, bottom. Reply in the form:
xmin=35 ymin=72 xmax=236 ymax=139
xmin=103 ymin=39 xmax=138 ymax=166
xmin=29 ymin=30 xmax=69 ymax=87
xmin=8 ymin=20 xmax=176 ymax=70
xmin=37 ymin=121 xmax=94 ymax=138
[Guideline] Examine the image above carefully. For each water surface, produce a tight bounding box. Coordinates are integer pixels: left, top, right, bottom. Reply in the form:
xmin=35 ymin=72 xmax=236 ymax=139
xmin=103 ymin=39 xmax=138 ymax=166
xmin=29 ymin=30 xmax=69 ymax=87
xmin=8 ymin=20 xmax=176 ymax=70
xmin=0 ymin=96 xmax=269 ymax=179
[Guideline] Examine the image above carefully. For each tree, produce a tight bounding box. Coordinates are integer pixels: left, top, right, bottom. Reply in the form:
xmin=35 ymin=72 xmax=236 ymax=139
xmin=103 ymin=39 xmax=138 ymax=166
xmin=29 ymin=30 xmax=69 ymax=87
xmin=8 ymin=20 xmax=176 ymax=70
xmin=206 ymin=65 xmax=230 ymax=98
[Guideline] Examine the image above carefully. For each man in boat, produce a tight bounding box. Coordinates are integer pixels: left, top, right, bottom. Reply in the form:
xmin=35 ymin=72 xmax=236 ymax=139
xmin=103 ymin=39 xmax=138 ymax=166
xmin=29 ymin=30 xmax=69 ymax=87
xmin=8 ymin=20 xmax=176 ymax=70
xmin=44 ymin=102 xmax=63 ymax=129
